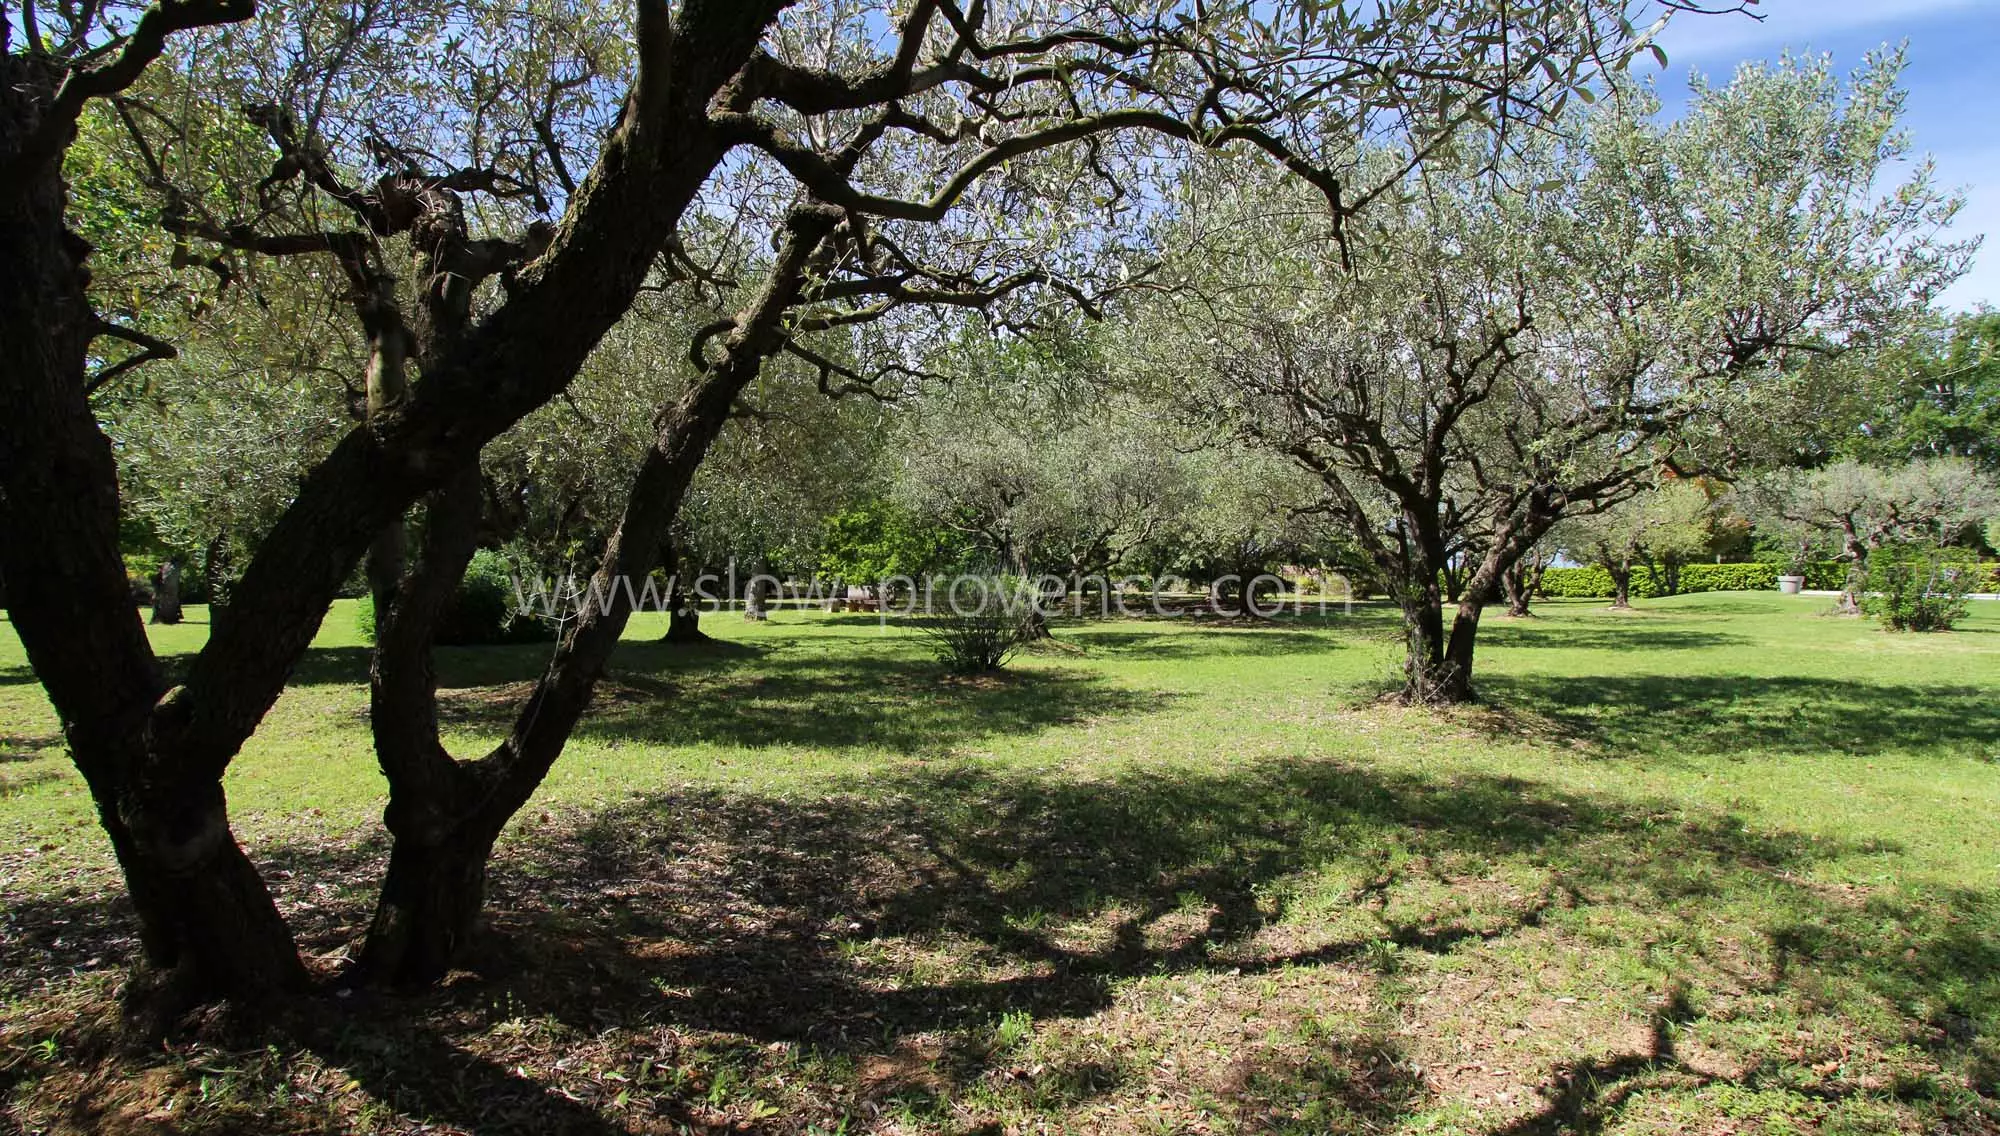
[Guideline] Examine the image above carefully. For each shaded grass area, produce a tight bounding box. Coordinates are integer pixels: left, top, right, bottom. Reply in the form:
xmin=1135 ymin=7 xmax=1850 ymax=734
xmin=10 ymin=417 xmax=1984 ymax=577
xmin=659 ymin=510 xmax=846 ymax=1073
xmin=1485 ymin=671 xmax=2000 ymax=760
xmin=0 ymin=595 xmax=1997 ymax=1134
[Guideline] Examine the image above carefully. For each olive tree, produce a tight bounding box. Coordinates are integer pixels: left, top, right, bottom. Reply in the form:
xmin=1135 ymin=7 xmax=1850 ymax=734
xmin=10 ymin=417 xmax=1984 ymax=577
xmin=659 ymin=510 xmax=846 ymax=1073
xmin=891 ymin=342 xmax=1198 ymax=591
xmin=1156 ymin=444 xmax=1346 ymax=610
xmin=1552 ymin=479 xmax=1712 ymax=608
xmin=1134 ymin=54 xmax=1965 ymax=702
xmin=0 ymin=0 xmax=1156 ymax=1003
xmin=1740 ymin=457 xmax=1999 ymax=610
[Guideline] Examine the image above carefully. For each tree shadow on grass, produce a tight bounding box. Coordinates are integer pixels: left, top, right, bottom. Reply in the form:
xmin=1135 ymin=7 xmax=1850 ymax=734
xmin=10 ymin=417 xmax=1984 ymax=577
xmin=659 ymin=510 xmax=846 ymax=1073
xmin=460 ymin=761 xmax=1822 ymax=1038
xmin=282 ymin=641 xmax=575 ymax=689
xmin=1476 ymin=623 xmax=1751 ymax=653
xmin=1057 ymin=623 xmax=1347 ymax=660
xmin=1483 ymin=672 xmax=2000 ymax=760
xmin=422 ymin=758 xmax=1992 ymax=1127
xmin=1487 ymin=985 xmax=1708 ymax=1136
xmin=0 ymin=768 xmax=65 ymax=799
xmin=0 ymin=732 xmax=62 ymax=761
xmin=0 ymin=829 xmax=648 ymax=1136
xmin=1487 ymin=911 xmax=2000 ymax=1135
xmin=424 ymin=646 xmax=1173 ymax=756
xmin=7 ymin=759 xmax=1996 ymax=1132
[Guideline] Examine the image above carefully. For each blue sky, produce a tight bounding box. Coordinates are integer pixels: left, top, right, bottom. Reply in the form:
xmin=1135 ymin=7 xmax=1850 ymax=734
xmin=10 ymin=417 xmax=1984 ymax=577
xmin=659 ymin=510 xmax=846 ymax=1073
xmin=1644 ymin=0 xmax=2000 ymax=310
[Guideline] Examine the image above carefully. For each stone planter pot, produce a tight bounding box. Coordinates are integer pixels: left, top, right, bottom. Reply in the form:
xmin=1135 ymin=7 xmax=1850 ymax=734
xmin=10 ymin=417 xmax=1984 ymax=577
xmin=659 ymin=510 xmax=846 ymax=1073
xmin=1777 ymin=575 xmax=1805 ymax=595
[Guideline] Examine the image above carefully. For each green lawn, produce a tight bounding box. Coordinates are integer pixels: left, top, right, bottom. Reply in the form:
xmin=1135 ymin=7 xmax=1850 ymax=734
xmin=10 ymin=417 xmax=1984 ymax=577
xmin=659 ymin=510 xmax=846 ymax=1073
xmin=2 ymin=594 xmax=1997 ymax=1134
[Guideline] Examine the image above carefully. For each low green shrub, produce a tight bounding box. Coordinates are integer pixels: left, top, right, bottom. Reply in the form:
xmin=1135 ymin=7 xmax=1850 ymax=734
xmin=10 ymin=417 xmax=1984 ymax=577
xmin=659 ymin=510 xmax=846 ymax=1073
xmin=914 ymin=575 xmax=1043 ymax=673
xmin=1864 ymin=547 xmax=1980 ymax=632
xmin=357 ymin=549 xmax=553 ymax=646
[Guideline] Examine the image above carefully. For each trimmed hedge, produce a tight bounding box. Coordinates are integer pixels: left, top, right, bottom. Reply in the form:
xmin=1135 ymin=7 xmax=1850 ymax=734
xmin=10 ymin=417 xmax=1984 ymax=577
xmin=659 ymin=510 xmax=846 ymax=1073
xmin=1536 ymin=559 xmax=1997 ymax=599
xmin=1798 ymin=561 xmax=1848 ymax=590
xmin=1540 ymin=562 xmax=1778 ymax=599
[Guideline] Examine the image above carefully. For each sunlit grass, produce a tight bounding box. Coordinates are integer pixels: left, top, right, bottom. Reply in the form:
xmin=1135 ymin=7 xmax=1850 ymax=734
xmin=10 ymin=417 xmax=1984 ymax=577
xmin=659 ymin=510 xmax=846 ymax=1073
xmin=1 ymin=593 xmax=1996 ymax=1133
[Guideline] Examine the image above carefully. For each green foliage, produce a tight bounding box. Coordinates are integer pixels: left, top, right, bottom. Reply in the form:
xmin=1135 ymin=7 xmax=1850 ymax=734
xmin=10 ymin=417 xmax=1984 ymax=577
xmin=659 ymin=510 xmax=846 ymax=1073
xmin=1681 ymin=562 xmax=1787 ymax=595
xmin=888 ymin=346 xmax=1202 ymax=580
xmin=816 ymin=499 xmax=971 ymax=583
xmin=1736 ymin=458 xmax=2000 ymax=576
xmin=1553 ymin=482 xmax=1715 ymax=590
xmin=1539 ymin=562 xmax=1783 ymax=599
xmin=914 ymin=576 xmax=1042 ymax=674
xmin=1130 ymin=51 xmax=1962 ymax=638
xmin=1851 ymin=310 xmax=2000 ymax=470
xmin=1806 ymin=561 xmax=1852 ymax=591
xmin=1865 ymin=547 xmax=1981 ymax=632
xmin=1536 ymin=564 xmax=1624 ymax=600
xmin=357 ymin=550 xmax=551 ymax=646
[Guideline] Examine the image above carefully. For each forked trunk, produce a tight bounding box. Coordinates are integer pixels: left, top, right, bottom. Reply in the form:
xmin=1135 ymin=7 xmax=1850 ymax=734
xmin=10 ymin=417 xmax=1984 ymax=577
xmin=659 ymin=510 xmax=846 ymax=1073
xmin=358 ymin=463 xmax=489 ymax=987
xmin=362 ymin=838 xmax=492 ymax=984
xmin=1400 ymin=594 xmax=1479 ymax=704
xmin=357 ymin=777 xmax=499 ymax=986
xmin=358 ymin=208 xmax=845 ymax=985
xmin=5 ymin=10 xmax=798 ymax=1011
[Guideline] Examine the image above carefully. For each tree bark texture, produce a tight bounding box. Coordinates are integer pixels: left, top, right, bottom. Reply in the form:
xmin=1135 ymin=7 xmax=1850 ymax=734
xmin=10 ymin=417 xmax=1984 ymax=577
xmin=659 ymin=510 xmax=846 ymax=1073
xmin=0 ymin=53 xmax=305 ymax=1003
xmin=355 ymin=206 xmax=842 ymax=985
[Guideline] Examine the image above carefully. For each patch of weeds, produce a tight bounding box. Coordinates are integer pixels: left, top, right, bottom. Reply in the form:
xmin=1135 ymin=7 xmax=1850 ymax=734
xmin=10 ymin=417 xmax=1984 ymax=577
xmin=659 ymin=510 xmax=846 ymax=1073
xmin=991 ymin=1009 xmax=1033 ymax=1054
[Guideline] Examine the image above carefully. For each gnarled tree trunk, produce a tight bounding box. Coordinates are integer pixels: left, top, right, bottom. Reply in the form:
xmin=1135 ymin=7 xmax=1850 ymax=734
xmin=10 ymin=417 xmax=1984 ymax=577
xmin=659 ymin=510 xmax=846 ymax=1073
xmin=1608 ymin=561 xmax=1633 ymax=609
xmin=660 ymin=545 xmax=711 ymax=644
xmin=1396 ymin=533 xmax=1473 ymax=703
xmin=1837 ymin=518 xmax=1869 ymax=614
xmin=1500 ymin=557 xmax=1542 ymax=617
xmin=1398 ymin=511 xmax=1551 ymax=705
xmin=1399 ymin=583 xmax=1479 ymax=705
xmin=356 ymin=208 xmax=843 ymax=986
xmin=3 ymin=2 xmax=799 ymax=1010
xmin=151 ymin=556 xmax=185 ymax=625
xmin=1 ymin=53 xmax=306 ymax=1008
